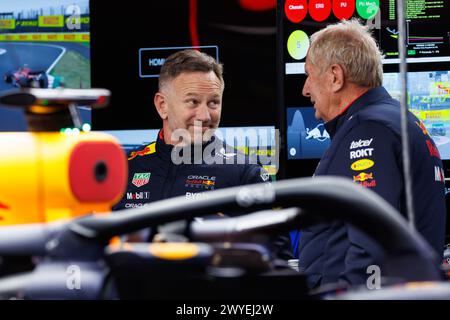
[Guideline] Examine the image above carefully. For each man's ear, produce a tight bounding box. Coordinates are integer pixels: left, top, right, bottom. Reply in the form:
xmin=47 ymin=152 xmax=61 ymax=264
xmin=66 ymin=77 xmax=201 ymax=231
xmin=330 ymin=64 xmax=345 ymax=93
xmin=154 ymin=92 xmax=168 ymax=120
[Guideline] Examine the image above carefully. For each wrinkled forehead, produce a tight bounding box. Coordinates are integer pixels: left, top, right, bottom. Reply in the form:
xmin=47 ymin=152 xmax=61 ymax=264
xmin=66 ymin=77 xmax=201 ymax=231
xmin=172 ymin=71 xmax=224 ymax=92
xmin=304 ymin=56 xmax=317 ymax=75
xmin=160 ymin=70 xmax=223 ymax=92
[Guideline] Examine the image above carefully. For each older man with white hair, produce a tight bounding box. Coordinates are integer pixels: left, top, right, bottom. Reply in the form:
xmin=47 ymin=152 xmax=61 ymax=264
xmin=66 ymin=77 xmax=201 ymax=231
xmin=298 ymin=19 xmax=446 ymax=289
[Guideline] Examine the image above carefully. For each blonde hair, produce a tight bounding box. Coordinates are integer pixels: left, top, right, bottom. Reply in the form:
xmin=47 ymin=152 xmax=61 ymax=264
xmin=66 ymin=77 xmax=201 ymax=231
xmin=308 ymin=19 xmax=383 ymax=88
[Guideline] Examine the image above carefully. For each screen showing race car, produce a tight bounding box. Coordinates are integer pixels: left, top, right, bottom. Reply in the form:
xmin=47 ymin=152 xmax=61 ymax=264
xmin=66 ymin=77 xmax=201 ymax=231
xmin=384 ymin=70 xmax=450 ymax=159
xmin=278 ymin=0 xmax=450 ymax=177
xmin=285 ymin=71 xmax=450 ymax=160
xmin=0 ymin=0 xmax=90 ymax=131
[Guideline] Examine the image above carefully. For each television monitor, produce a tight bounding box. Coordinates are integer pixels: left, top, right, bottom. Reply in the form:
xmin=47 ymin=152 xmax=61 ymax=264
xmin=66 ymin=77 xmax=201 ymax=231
xmin=0 ymin=0 xmax=91 ymax=131
xmin=277 ymin=0 xmax=450 ymax=178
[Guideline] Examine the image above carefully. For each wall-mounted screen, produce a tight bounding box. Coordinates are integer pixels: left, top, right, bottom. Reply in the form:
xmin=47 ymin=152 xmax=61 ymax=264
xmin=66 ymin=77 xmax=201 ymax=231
xmin=0 ymin=0 xmax=91 ymax=131
xmin=278 ymin=0 xmax=450 ymax=177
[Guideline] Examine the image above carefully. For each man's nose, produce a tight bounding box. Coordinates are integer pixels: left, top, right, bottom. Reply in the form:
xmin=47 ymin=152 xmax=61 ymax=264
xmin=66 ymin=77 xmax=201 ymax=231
xmin=302 ymin=80 xmax=310 ymax=98
xmin=196 ymin=103 xmax=211 ymax=123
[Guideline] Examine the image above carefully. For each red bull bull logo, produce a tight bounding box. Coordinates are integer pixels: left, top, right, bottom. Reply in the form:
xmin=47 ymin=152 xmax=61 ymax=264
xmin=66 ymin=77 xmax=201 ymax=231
xmin=353 ymin=172 xmax=373 ymax=182
xmin=360 ymin=180 xmax=377 ymax=188
xmin=128 ymin=142 xmax=156 ymax=160
xmin=202 ymin=180 xmax=215 ymax=186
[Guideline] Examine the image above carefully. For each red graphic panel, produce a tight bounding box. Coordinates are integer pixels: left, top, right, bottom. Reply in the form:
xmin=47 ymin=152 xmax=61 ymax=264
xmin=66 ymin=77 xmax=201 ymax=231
xmin=309 ymin=0 xmax=331 ymax=22
xmin=239 ymin=0 xmax=276 ymax=11
xmin=285 ymin=0 xmax=308 ymax=23
xmin=332 ymin=0 xmax=355 ymax=20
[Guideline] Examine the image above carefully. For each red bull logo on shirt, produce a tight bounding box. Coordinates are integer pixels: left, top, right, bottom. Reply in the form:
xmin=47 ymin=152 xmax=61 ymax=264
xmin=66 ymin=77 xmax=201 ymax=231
xmin=128 ymin=142 xmax=156 ymax=160
xmin=353 ymin=172 xmax=376 ymax=188
xmin=185 ymin=175 xmax=216 ymax=190
xmin=353 ymin=172 xmax=373 ymax=182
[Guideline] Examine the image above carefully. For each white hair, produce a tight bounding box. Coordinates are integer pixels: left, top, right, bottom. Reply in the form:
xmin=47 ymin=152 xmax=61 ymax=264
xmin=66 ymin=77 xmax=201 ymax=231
xmin=308 ymin=19 xmax=383 ymax=88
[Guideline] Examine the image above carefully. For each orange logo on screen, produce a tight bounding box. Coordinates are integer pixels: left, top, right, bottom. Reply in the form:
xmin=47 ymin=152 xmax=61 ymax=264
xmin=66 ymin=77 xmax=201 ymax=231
xmin=353 ymin=172 xmax=373 ymax=182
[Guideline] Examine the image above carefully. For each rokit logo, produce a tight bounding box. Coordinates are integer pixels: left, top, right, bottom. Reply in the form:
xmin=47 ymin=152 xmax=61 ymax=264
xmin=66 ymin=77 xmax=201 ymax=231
xmin=185 ymin=175 xmax=216 ymax=190
xmin=127 ymin=192 xmax=150 ymax=200
xmin=350 ymin=148 xmax=374 ymax=160
xmin=350 ymin=138 xmax=373 ymax=149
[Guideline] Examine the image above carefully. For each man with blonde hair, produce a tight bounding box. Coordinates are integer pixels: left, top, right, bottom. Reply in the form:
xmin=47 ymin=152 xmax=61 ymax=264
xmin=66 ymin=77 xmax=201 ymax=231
xmin=299 ymin=19 xmax=446 ymax=288
xmin=113 ymin=49 xmax=293 ymax=259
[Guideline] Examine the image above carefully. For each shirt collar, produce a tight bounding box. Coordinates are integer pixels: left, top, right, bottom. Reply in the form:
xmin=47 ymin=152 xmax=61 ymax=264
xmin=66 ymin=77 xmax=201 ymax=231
xmin=324 ymin=86 xmax=391 ymax=138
